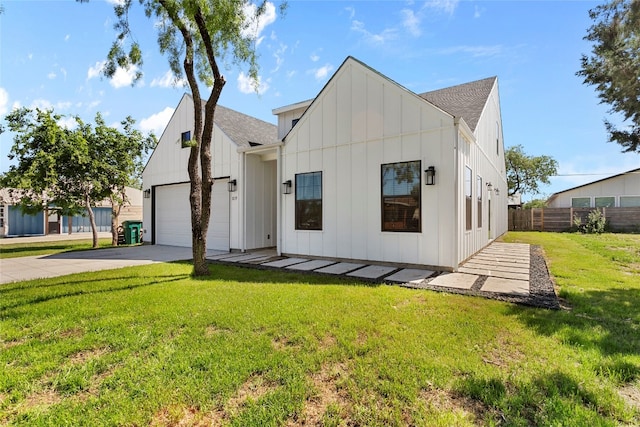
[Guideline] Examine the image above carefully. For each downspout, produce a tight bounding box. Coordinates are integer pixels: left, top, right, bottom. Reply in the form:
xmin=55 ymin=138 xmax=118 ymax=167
xmin=453 ymin=118 xmax=460 ymax=271
xmin=240 ymin=152 xmax=246 ymax=252
xmin=276 ymin=145 xmax=282 ymax=256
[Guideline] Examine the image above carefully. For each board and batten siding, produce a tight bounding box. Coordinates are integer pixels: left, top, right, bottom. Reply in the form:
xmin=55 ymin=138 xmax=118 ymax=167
xmin=457 ymin=80 xmax=508 ymax=264
xmin=280 ymin=59 xmax=458 ymax=269
xmin=142 ymin=94 xmax=241 ymax=249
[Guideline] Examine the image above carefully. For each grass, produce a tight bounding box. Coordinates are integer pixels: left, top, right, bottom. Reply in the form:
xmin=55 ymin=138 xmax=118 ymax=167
xmin=0 ymin=239 xmax=116 ymax=259
xmin=0 ymin=232 xmax=638 ymax=426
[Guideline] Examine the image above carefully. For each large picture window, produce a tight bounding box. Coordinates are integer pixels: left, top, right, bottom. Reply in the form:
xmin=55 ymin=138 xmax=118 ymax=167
xmin=465 ymin=166 xmax=472 ymax=231
xmin=381 ymin=160 xmax=421 ymax=232
xmin=295 ymin=171 xmax=322 ymax=230
xmin=571 ymin=197 xmax=590 ymax=208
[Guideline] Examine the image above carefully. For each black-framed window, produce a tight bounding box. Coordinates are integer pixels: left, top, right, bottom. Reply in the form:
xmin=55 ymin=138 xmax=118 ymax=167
xmin=381 ymin=160 xmax=421 ymax=232
xmin=295 ymin=171 xmax=322 ymax=230
xmin=465 ymin=166 xmax=472 ymax=231
xmin=181 ymin=131 xmax=191 ymax=148
xmin=477 ymin=175 xmax=483 ymax=228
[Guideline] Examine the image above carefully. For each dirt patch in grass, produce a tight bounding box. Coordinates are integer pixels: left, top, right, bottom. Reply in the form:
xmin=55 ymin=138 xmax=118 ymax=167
xmin=0 ymin=337 xmax=28 ymax=350
xmin=287 ymin=362 xmax=352 ymax=426
xmin=150 ymin=405 xmax=214 ymax=427
xmin=481 ymin=334 xmax=525 ymax=369
xmin=69 ymin=347 xmax=110 ymax=364
xmin=272 ymin=335 xmax=301 ymax=351
xmin=58 ymin=327 xmax=84 ymax=339
xmin=318 ymin=334 xmax=337 ymax=351
xmin=209 ymin=373 xmax=281 ymax=423
xmin=419 ymin=387 xmax=492 ymax=425
xmin=20 ymin=389 xmax=63 ymax=412
xmin=618 ymin=383 xmax=640 ymax=410
xmin=205 ymin=325 xmax=232 ymax=337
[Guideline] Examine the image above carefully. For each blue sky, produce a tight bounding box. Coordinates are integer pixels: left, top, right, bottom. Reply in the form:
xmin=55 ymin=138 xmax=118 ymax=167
xmin=1 ymin=0 xmax=638 ymax=201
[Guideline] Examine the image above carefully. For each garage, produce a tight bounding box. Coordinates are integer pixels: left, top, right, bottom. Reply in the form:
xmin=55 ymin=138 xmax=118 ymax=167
xmin=7 ymin=206 xmax=44 ymax=236
xmin=154 ymin=180 xmax=230 ymax=251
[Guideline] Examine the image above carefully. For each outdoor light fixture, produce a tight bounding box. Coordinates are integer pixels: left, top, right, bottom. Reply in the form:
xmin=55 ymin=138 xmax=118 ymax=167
xmin=486 ymin=182 xmax=493 ymax=192
xmin=494 ymin=188 xmax=500 ymax=196
xmin=143 ymin=189 xmax=151 ymax=199
xmin=282 ymin=180 xmax=292 ymax=194
xmin=425 ymin=166 xmax=436 ymax=185
xmin=228 ymin=179 xmax=237 ymax=192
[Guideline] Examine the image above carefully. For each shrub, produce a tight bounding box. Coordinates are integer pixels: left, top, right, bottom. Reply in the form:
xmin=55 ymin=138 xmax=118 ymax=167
xmin=573 ymin=209 xmax=608 ymax=234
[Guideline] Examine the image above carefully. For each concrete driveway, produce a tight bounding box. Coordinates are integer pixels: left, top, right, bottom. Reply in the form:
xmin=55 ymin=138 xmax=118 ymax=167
xmin=0 ymin=245 xmax=225 ymax=284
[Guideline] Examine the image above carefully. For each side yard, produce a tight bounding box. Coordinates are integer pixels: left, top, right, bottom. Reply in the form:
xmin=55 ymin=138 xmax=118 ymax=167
xmin=0 ymin=232 xmax=638 ymax=426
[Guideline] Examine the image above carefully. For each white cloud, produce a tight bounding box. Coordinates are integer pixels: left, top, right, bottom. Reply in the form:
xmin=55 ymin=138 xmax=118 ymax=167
xmin=30 ymin=99 xmax=52 ymax=110
xmin=345 ymin=6 xmax=355 ymax=20
xmin=350 ymin=20 xmax=397 ymax=45
xmin=150 ymin=70 xmax=187 ymax=88
xmin=242 ymin=1 xmax=277 ymax=44
xmin=237 ymin=71 xmax=270 ymax=95
xmin=438 ymin=45 xmax=504 ymax=58
xmin=110 ymin=66 xmax=140 ymax=88
xmin=401 ymin=9 xmax=421 ymax=37
xmin=310 ymin=53 xmax=320 ymax=62
xmin=57 ymin=116 xmax=77 ymax=130
xmin=48 ymin=72 xmax=57 ymax=80
xmin=311 ymin=64 xmax=334 ymax=81
xmin=0 ymin=87 xmax=9 ymax=116
xmin=424 ymin=0 xmax=459 ymax=15
xmin=474 ymin=5 xmax=483 ymax=18
xmin=87 ymin=61 xmax=105 ymax=80
xmin=139 ymin=107 xmax=174 ymax=136
xmin=106 ymin=0 xmax=126 ymax=5
xmin=64 ymin=34 xmax=70 ymax=42
xmin=272 ymin=43 xmax=287 ymax=73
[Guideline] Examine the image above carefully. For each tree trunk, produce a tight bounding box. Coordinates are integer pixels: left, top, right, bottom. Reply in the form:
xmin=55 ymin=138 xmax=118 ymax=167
xmin=85 ymin=193 xmax=99 ymax=248
xmin=109 ymin=193 xmax=123 ymax=246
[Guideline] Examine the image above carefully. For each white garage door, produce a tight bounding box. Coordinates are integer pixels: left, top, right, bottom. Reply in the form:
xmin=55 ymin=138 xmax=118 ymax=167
xmin=155 ymin=181 xmax=230 ymax=251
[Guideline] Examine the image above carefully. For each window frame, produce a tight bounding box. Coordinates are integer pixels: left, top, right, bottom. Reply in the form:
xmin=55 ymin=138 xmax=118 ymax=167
xmin=477 ymin=175 xmax=483 ymax=228
xmin=295 ymin=171 xmax=323 ymax=231
xmin=181 ymin=131 xmax=191 ymax=148
xmin=381 ymin=160 xmax=422 ymax=233
xmin=620 ymin=196 xmax=640 ymax=207
xmin=595 ymin=196 xmax=615 ymax=208
xmin=571 ymin=197 xmax=591 ymax=208
xmin=465 ymin=166 xmax=472 ymax=231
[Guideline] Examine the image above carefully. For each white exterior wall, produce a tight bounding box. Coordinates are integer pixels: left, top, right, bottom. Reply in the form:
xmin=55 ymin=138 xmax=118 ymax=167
xmin=547 ymin=171 xmax=640 ymax=208
xmin=276 ymin=103 xmax=310 ymax=140
xmin=142 ymin=94 xmax=241 ymax=249
xmin=457 ymin=81 xmax=508 ymax=264
xmin=280 ymin=59 xmax=458 ymax=269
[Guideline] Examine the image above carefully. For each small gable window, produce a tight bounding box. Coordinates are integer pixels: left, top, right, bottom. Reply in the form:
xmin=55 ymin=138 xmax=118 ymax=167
xmin=292 ymin=118 xmax=299 ymax=128
xmin=181 ymin=131 xmax=191 ymax=148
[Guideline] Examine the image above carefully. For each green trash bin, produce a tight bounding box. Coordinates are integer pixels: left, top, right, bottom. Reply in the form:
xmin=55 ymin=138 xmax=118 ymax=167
xmin=122 ymin=220 xmax=143 ymax=244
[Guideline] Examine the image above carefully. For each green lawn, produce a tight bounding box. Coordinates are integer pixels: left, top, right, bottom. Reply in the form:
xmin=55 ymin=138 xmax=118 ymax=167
xmin=0 ymin=239 xmax=114 ymax=259
xmin=1 ymin=233 xmax=638 ymax=426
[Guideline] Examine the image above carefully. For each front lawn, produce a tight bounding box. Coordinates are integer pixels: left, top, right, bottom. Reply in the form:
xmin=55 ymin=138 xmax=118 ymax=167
xmin=0 ymin=239 xmax=113 ymax=259
xmin=0 ymin=233 xmax=638 ymax=426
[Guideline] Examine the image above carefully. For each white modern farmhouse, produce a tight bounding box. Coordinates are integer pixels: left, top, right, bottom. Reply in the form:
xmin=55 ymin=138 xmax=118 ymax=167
xmin=142 ymin=57 xmax=508 ymax=271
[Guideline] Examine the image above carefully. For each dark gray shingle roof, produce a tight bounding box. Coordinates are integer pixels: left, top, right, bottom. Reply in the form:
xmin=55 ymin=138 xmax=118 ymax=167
xmin=419 ymin=76 xmax=496 ymax=132
xmin=213 ymin=104 xmax=278 ymax=148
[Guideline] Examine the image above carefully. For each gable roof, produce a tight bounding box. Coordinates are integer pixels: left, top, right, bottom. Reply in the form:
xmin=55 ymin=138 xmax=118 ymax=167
xmin=213 ymin=104 xmax=278 ymax=148
xmin=419 ymin=76 xmax=497 ymax=132
xmin=547 ymin=167 xmax=640 ymax=202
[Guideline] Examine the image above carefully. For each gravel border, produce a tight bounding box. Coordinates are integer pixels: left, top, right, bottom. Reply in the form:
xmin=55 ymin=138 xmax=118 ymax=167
xmin=399 ymin=245 xmax=560 ymax=309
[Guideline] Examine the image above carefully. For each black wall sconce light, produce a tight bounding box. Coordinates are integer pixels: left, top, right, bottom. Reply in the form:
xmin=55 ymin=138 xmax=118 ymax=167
xmin=486 ymin=182 xmax=493 ymax=192
xmin=494 ymin=188 xmax=500 ymax=196
xmin=282 ymin=180 xmax=292 ymax=194
xmin=425 ymin=166 xmax=436 ymax=185
xmin=143 ymin=189 xmax=151 ymax=199
xmin=228 ymin=179 xmax=237 ymax=192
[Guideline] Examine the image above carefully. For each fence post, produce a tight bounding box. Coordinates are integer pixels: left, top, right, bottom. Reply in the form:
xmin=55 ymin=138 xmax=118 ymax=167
xmin=570 ymin=207 xmax=573 ymax=228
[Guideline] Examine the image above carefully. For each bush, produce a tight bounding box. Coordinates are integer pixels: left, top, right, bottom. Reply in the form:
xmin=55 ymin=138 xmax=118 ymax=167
xmin=573 ymin=209 xmax=608 ymax=234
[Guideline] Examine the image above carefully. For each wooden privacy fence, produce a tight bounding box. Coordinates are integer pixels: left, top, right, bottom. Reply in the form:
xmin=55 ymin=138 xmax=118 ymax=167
xmin=509 ymin=207 xmax=640 ymax=232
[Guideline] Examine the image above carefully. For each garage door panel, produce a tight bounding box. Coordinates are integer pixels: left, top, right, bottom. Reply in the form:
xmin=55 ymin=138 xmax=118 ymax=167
xmin=155 ymin=181 xmax=229 ymax=251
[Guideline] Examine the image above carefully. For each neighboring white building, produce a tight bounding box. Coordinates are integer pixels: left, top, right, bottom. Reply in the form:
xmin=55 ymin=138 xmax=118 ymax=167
xmin=546 ymin=168 xmax=640 ymax=209
xmin=143 ymin=57 xmax=508 ymax=271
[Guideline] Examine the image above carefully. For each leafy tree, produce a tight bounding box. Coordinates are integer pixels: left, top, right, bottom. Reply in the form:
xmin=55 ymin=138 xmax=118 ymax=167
xmin=86 ymin=0 xmax=284 ymax=275
xmin=522 ymin=199 xmax=547 ymax=209
xmin=505 ymin=145 xmax=558 ymax=198
xmin=578 ymin=0 xmax=640 ymax=153
xmin=1 ymin=108 xmax=154 ymax=247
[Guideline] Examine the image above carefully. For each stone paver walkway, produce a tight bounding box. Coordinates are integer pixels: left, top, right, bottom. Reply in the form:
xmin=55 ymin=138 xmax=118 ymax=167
xmin=206 ymin=241 xmax=554 ymax=307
